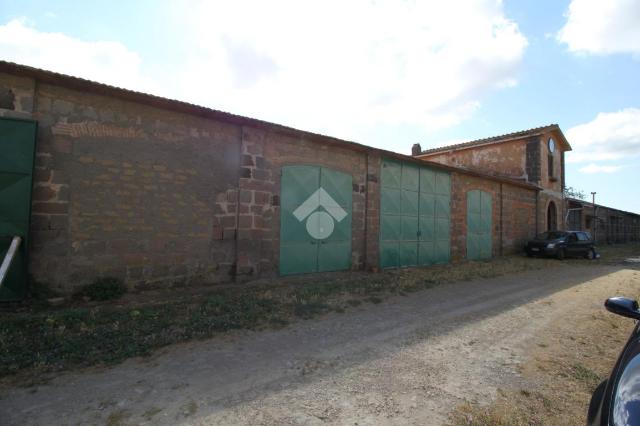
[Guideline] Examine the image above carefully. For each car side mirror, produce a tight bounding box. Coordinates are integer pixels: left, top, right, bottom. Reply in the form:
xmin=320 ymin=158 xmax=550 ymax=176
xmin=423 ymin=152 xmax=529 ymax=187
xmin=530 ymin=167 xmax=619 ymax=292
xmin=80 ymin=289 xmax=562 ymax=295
xmin=605 ymin=297 xmax=640 ymax=320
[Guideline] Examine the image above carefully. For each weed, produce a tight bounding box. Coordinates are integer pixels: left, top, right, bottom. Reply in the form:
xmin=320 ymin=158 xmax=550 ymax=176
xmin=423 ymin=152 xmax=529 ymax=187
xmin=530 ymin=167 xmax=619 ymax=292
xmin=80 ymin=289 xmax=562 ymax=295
xmin=180 ymin=400 xmax=198 ymax=417
xmin=106 ymin=409 xmax=129 ymax=426
xmin=142 ymin=406 xmax=162 ymax=420
xmin=5 ymin=247 xmax=631 ymax=378
xmin=570 ymin=363 xmax=601 ymax=390
xmin=74 ymin=277 xmax=126 ymax=301
xmin=294 ymin=301 xmax=329 ymax=319
xmin=27 ymin=279 xmax=60 ymax=301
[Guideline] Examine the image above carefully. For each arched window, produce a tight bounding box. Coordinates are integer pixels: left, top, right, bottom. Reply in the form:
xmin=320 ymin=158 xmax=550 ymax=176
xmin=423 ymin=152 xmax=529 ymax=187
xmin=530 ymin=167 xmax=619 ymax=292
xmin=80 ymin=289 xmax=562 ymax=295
xmin=547 ymin=201 xmax=557 ymax=231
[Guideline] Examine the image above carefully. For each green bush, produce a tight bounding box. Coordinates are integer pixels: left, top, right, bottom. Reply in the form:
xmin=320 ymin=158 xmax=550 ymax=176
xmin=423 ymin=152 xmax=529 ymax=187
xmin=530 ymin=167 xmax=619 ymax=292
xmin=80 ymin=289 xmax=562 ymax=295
xmin=75 ymin=277 xmax=127 ymax=301
xmin=27 ymin=278 xmax=60 ymax=301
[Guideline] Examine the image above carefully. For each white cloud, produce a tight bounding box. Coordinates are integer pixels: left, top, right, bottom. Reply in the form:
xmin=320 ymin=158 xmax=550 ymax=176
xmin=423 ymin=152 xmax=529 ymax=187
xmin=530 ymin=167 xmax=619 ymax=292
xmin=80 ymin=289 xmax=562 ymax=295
xmin=0 ymin=19 xmax=153 ymax=92
xmin=566 ymin=108 xmax=640 ymax=164
xmin=578 ymin=163 xmax=625 ymax=174
xmin=170 ymin=0 xmax=528 ymax=147
xmin=558 ymin=0 xmax=640 ymax=56
xmin=0 ymin=2 xmax=528 ymax=152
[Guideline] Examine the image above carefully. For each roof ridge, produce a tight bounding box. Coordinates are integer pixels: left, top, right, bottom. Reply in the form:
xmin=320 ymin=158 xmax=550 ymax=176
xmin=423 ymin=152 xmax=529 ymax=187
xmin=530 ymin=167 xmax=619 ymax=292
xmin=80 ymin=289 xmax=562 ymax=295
xmin=417 ymin=124 xmax=560 ymax=155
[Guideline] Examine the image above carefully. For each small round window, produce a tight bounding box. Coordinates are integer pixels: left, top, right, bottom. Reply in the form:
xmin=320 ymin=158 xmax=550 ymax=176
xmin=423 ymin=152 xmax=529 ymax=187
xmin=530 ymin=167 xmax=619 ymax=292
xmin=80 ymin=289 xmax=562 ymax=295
xmin=548 ymin=138 xmax=556 ymax=153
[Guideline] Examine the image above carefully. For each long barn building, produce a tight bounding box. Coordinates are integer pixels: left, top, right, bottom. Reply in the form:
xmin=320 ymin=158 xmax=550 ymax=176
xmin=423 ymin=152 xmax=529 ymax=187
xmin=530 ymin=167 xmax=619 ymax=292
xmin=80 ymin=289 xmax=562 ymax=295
xmin=0 ymin=61 xmax=638 ymax=296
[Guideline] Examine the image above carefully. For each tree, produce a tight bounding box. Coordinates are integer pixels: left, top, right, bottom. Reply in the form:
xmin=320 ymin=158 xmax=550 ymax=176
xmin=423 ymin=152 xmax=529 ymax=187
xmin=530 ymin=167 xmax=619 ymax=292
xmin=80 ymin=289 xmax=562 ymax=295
xmin=563 ymin=186 xmax=586 ymax=200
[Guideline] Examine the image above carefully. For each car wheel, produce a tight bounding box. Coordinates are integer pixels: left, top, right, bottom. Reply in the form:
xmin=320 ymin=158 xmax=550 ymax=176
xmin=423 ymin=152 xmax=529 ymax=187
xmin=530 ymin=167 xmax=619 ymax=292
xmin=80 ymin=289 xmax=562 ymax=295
xmin=557 ymin=249 xmax=565 ymax=260
xmin=586 ymin=249 xmax=595 ymax=260
xmin=587 ymin=380 xmax=607 ymax=425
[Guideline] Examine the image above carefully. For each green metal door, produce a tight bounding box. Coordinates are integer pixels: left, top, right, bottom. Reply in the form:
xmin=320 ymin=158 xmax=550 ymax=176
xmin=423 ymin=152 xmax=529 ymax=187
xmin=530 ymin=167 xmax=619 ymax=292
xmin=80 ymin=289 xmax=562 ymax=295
xmin=280 ymin=165 xmax=352 ymax=275
xmin=0 ymin=118 xmax=37 ymax=301
xmin=467 ymin=190 xmax=492 ymax=260
xmin=421 ymin=169 xmax=451 ymax=265
xmin=380 ymin=158 xmax=450 ymax=269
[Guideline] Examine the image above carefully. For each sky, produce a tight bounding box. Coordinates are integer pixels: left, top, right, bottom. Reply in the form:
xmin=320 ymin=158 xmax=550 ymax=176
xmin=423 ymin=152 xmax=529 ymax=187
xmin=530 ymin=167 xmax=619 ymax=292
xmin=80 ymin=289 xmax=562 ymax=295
xmin=0 ymin=0 xmax=639 ymax=212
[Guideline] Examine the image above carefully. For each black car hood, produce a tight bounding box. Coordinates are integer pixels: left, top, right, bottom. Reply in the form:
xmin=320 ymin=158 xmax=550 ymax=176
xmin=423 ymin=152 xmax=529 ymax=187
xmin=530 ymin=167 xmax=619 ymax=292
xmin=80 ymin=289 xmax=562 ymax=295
xmin=612 ymin=340 xmax=640 ymax=425
xmin=530 ymin=238 xmax=565 ymax=244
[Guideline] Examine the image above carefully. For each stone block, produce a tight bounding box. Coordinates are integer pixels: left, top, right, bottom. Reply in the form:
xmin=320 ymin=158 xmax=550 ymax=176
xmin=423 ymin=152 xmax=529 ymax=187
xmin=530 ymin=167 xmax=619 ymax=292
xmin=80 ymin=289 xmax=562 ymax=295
xmin=52 ymin=99 xmax=74 ymax=115
xmin=32 ymin=202 xmax=68 ymax=214
xmin=32 ymin=185 xmax=57 ymax=201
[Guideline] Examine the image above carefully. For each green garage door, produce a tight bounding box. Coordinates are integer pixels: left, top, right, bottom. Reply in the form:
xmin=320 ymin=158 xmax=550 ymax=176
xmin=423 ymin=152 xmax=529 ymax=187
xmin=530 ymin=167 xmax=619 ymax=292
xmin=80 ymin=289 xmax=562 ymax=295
xmin=280 ymin=165 xmax=352 ymax=275
xmin=467 ymin=190 xmax=492 ymax=260
xmin=0 ymin=118 xmax=38 ymax=301
xmin=380 ymin=158 xmax=451 ymax=268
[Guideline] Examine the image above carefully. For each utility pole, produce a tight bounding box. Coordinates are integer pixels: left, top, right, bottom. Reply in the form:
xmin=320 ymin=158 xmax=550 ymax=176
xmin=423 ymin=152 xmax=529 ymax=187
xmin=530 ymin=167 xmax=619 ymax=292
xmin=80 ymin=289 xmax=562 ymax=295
xmin=591 ymin=192 xmax=597 ymax=242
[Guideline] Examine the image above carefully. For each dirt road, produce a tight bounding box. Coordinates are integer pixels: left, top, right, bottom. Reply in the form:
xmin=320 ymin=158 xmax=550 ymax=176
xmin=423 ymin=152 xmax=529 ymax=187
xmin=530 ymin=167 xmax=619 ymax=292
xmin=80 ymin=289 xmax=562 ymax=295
xmin=1 ymin=263 xmax=638 ymax=425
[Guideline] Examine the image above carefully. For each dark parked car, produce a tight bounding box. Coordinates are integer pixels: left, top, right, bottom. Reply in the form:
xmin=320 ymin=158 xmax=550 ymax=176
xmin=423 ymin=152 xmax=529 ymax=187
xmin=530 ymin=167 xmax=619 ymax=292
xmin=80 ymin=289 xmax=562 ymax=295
xmin=524 ymin=230 xmax=597 ymax=260
xmin=587 ymin=297 xmax=640 ymax=426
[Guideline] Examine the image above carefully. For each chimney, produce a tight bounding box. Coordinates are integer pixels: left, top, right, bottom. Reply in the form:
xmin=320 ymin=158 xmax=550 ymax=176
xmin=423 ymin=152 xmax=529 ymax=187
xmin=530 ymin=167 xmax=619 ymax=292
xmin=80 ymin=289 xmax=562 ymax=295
xmin=411 ymin=143 xmax=422 ymax=156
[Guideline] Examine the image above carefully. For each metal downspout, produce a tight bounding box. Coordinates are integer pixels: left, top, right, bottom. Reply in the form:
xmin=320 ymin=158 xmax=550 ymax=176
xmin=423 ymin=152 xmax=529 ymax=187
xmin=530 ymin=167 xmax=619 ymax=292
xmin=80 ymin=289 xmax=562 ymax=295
xmin=0 ymin=236 xmax=22 ymax=288
xmin=499 ymin=183 xmax=503 ymax=256
xmin=535 ymin=191 xmax=539 ymax=236
xmin=363 ymin=152 xmax=369 ymax=269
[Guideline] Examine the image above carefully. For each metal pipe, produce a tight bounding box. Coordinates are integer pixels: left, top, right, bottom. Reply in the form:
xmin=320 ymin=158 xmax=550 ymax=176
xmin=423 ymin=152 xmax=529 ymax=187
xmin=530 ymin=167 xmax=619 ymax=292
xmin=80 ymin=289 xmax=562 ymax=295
xmin=565 ymin=207 xmax=583 ymax=228
xmin=0 ymin=236 xmax=22 ymax=288
xmin=363 ymin=152 xmax=369 ymax=269
xmin=535 ymin=191 xmax=539 ymax=236
xmin=591 ymin=192 xmax=597 ymax=243
xmin=499 ymin=183 xmax=503 ymax=256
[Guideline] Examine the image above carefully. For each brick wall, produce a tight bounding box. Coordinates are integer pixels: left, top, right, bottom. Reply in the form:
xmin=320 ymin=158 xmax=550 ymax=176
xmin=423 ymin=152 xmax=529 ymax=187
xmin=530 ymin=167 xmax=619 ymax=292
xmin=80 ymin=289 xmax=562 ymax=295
xmin=0 ymin=68 xmax=554 ymax=293
xmin=420 ymin=140 xmax=527 ymax=179
xmin=450 ymin=173 xmax=537 ymax=261
xmin=501 ymin=184 xmax=538 ymax=251
xmin=1 ymin=73 xmax=242 ymax=291
xmin=234 ymin=127 xmax=372 ymax=278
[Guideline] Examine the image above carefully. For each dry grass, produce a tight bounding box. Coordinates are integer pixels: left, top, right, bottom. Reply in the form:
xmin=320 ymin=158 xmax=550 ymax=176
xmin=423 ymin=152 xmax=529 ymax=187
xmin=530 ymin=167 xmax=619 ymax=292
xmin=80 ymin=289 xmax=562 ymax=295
xmin=447 ymin=245 xmax=640 ymax=426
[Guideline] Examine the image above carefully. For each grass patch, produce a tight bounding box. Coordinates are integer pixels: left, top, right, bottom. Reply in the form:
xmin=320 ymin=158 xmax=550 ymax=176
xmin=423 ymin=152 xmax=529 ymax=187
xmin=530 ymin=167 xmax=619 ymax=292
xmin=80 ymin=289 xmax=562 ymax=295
xmin=106 ymin=409 xmax=129 ymax=426
xmin=294 ymin=301 xmax=330 ymax=319
xmin=569 ymin=362 xmax=601 ymax=391
xmin=6 ymin=245 xmax=635 ymax=379
xmin=446 ymin=245 xmax=640 ymax=426
xmin=449 ymin=390 xmax=555 ymax=426
xmin=142 ymin=406 xmax=162 ymax=420
xmin=180 ymin=400 xmax=198 ymax=417
xmin=74 ymin=277 xmax=127 ymax=301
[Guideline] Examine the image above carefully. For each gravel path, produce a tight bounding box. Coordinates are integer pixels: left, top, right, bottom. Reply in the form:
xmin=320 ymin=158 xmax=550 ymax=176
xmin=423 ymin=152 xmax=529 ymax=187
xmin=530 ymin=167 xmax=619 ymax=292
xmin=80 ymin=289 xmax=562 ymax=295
xmin=0 ymin=263 xmax=633 ymax=425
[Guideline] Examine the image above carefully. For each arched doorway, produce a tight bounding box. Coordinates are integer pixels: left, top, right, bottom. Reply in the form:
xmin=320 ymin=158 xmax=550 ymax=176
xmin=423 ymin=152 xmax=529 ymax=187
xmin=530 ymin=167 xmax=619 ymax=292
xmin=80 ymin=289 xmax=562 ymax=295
xmin=547 ymin=201 xmax=557 ymax=231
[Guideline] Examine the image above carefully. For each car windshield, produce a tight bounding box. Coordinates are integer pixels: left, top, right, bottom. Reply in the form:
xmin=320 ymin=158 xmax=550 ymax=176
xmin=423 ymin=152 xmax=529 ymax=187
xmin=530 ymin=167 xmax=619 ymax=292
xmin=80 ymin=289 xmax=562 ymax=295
xmin=535 ymin=231 xmax=567 ymax=240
